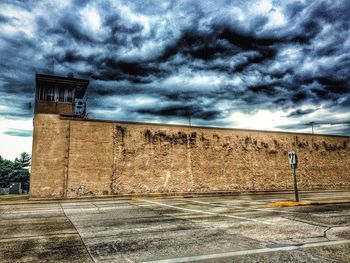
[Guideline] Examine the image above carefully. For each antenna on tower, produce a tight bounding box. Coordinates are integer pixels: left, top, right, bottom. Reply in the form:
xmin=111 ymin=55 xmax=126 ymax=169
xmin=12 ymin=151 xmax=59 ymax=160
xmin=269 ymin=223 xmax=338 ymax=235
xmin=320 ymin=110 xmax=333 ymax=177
xmin=47 ymin=58 xmax=55 ymax=74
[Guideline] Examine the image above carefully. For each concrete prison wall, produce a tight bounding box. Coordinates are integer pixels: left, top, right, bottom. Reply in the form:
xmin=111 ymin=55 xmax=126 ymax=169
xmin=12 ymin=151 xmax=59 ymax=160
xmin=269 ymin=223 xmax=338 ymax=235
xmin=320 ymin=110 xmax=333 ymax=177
xmin=30 ymin=114 xmax=350 ymax=199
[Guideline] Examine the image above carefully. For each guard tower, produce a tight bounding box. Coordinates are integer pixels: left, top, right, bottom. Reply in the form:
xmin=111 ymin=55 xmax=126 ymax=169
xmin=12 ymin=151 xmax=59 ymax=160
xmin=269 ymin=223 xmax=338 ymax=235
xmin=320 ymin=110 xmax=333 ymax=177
xmin=35 ymin=73 xmax=89 ymax=117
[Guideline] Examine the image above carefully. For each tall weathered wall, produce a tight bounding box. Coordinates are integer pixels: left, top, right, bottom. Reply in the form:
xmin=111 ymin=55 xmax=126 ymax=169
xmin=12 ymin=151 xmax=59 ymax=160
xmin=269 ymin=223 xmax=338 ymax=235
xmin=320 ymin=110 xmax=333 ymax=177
xmin=30 ymin=114 xmax=70 ymax=198
xmin=66 ymin=121 xmax=114 ymax=198
xmin=30 ymin=114 xmax=350 ymax=198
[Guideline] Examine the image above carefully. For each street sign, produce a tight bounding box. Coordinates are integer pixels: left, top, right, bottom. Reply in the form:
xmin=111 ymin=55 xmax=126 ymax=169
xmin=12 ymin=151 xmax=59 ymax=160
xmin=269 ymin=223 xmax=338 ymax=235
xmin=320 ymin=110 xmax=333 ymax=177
xmin=288 ymin=151 xmax=297 ymax=166
xmin=288 ymin=151 xmax=299 ymax=202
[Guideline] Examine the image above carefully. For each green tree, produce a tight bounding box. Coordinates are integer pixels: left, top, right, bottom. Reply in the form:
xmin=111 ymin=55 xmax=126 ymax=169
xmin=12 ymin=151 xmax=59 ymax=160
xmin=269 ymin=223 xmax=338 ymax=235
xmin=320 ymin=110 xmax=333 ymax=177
xmin=15 ymin=152 xmax=31 ymax=168
xmin=0 ymin=158 xmax=15 ymax=188
xmin=0 ymin=152 xmax=31 ymax=192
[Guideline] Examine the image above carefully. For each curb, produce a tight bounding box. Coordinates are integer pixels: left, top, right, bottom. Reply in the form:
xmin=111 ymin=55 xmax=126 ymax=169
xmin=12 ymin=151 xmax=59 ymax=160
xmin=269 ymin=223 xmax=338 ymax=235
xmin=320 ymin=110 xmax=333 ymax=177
xmin=271 ymin=200 xmax=350 ymax=207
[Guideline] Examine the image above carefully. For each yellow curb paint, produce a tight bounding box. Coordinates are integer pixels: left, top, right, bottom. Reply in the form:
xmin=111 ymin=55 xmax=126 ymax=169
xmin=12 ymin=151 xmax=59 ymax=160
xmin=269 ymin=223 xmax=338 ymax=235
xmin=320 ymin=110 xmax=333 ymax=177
xmin=271 ymin=200 xmax=350 ymax=207
xmin=271 ymin=201 xmax=310 ymax=207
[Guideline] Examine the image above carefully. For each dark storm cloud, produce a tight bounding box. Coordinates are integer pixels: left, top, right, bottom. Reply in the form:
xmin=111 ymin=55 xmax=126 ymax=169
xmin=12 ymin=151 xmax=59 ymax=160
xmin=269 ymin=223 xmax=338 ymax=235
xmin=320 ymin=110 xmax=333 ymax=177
xmin=0 ymin=0 xmax=349 ymax=135
xmin=0 ymin=14 xmax=12 ymax=23
xmin=137 ymin=104 xmax=222 ymax=121
xmin=53 ymin=12 xmax=104 ymax=45
xmin=287 ymin=108 xmax=318 ymax=118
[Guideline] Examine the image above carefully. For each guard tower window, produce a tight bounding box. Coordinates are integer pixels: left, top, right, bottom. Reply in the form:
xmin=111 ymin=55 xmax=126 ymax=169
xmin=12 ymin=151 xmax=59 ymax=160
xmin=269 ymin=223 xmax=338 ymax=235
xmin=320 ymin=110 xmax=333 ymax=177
xmin=58 ymin=88 xmax=65 ymax=102
xmin=37 ymin=86 xmax=75 ymax=102
xmin=46 ymin=87 xmax=54 ymax=101
xmin=65 ymin=88 xmax=74 ymax=102
xmin=38 ymin=85 xmax=45 ymax=101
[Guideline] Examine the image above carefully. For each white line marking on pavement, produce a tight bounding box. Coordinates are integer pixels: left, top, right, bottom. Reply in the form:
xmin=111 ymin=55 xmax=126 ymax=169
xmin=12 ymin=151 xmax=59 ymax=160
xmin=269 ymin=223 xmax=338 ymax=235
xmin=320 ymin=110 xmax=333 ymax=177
xmin=180 ymin=199 xmax=226 ymax=207
xmin=140 ymin=199 xmax=272 ymax=224
xmin=142 ymin=239 xmax=350 ymax=263
xmin=177 ymin=199 xmax=299 ymax=214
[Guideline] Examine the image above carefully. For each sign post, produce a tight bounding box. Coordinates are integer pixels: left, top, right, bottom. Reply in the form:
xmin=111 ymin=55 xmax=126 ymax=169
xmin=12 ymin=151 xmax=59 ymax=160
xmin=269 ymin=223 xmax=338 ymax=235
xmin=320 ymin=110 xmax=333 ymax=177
xmin=288 ymin=151 xmax=299 ymax=202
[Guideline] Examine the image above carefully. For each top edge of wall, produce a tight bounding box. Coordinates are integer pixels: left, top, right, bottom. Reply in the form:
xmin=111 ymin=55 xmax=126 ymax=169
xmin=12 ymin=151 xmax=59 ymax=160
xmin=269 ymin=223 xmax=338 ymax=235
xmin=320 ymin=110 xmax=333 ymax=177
xmin=34 ymin=113 xmax=350 ymax=138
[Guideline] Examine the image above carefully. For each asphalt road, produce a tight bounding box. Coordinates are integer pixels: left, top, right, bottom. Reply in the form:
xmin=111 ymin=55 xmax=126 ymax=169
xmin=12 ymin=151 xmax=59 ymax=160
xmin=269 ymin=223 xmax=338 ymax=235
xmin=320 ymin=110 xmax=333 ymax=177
xmin=1 ymin=191 xmax=349 ymax=262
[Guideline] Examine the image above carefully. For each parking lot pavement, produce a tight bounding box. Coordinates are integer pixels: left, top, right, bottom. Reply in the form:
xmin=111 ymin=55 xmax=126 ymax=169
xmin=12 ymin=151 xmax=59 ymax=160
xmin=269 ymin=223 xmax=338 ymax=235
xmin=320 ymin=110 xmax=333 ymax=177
xmin=0 ymin=203 xmax=93 ymax=263
xmin=1 ymin=191 xmax=350 ymax=262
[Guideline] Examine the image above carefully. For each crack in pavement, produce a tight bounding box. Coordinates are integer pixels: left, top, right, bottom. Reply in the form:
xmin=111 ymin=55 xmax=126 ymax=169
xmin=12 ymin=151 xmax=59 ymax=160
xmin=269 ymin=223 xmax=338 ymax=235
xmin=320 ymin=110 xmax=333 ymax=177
xmin=323 ymin=227 xmax=332 ymax=241
xmin=281 ymin=215 xmax=331 ymax=228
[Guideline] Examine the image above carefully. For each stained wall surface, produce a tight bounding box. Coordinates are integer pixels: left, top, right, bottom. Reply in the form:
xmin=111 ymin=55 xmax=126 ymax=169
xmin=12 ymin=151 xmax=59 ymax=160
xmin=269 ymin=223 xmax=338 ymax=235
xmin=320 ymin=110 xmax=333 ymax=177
xmin=30 ymin=114 xmax=350 ymax=198
xmin=30 ymin=114 xmax=70 ymax=198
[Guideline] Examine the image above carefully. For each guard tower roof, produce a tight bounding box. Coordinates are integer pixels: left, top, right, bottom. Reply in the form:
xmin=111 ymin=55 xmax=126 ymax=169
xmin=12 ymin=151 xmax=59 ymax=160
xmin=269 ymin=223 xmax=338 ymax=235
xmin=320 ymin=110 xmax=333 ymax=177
xmin=35 ymin=73 xmax=89 ymax=99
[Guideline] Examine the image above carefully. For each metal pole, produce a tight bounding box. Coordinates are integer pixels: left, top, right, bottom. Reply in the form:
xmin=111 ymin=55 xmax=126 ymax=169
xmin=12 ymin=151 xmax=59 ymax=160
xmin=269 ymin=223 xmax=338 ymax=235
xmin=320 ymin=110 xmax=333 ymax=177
xmin=310 ymin=122 xmax=314 ymax=134
xmin=292 ymin=164 xmax=299 ymax=202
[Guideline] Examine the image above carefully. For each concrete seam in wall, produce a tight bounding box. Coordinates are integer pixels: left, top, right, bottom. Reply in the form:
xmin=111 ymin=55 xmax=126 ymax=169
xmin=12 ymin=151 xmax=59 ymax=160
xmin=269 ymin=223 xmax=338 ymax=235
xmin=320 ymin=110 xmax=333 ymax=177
xmin=111 ymin=123 xmax=116 ymax=195
xmin=29 ymin=118 xmax=37 ymax=195
xmin=64 ymin=120 xmax=71 ymax=198
xmin=187 ymin=136 xmax=194 ymax=191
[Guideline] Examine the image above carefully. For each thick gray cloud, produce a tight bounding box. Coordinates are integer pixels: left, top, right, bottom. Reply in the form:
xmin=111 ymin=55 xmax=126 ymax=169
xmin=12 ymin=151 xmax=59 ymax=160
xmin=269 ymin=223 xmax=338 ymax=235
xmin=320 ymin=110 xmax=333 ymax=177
xmin=0 ymin=0 xmax=349 ymax=134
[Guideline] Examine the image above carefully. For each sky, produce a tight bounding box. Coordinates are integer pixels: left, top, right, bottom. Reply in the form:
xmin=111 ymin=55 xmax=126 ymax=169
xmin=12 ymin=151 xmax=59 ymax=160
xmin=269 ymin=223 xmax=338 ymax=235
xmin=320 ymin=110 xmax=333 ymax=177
xmin=0 ymin=0 xmax=349 ymax=160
